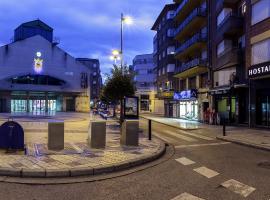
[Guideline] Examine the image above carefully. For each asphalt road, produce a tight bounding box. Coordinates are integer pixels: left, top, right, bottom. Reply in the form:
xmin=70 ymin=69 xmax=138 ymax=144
xmin=0 ymin=119 xmax=269 ymax=200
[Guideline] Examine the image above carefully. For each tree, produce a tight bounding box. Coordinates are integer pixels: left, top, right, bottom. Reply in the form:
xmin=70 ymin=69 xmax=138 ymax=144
xmin=101 ymin=65 xmax=135 ymax=118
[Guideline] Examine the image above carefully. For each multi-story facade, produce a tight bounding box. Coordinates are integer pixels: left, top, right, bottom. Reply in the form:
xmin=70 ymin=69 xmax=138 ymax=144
xmin=76 ymin=58 xmax=102 ymax=106
xmin=0 ymin=20 xmax=90 ymax=113
xmin=246 ymin=0 xmax=270 ymax=128
xmin=152 ymin=4 xmax=179 ymax=117
xmin=174 ymin=0 xmax=210 ymax=121
xmin=133 ymin=54 xmax=158 ymax=112
xmin=209 ymin=0 xmax=247 ymax=125
xmin=156 ymin=0 xmax=270 ymax=128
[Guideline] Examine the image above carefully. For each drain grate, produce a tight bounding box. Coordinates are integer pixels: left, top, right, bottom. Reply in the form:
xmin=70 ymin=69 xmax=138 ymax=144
xmin=258 ymin=161 xmax=270 ymax=169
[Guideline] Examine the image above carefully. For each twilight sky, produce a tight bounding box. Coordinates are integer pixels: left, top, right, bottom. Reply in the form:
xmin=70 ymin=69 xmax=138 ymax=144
xmin=0 ymin=0 xmax=172 ymax=76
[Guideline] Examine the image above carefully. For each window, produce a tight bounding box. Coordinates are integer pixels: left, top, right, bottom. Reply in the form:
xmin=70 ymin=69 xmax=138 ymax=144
xmin=188 ymin=76 xmax=197 ymax=89
xmin=200 ymin=73 xmax=208 ymax=88
xmin=167 ymin=29 xmax=175 ymax=37
xmin=167 ymin=10 xmax=175 ymax=19
xmin=238 ymin=35 xmax=245 ymax=48
xmin=201 ymin=50 xmax=207 ymax=60
xmin=162 ymin=67 xmax=166 ymax=74
xmin=167 ymin=64 xmax=175 ymax=72
xmin=93 ymin=64 xmax=97 ymax=68
xmin=252 ymin=0 xmax=270 ymax=25
xmin=214 ymin=68 xmax=236 ymax=86
xmin=180 ymin=79 xmax=186 ymax=91
xmin=162 ymin=51 xmax=166 ymax=58
xmin=167 ymin=46 xmax=175 ymax=55
xmin=217 ymin=40 xmax=232 ymax=57
xmin=217 ymin=8 xmax=232 ymax=27
xmin=251 ymin=38 xmax=270 ymax=65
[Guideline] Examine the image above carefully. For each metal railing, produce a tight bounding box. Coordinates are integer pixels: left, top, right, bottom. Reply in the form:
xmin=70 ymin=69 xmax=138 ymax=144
xmin=176 ymin=58 xmax=207 ymax=73
xmin=175 ymin=0 xmax=189 ymax=17
xmin=174 ymin=6 xmax=207 ymax=37
xmin=175 ymin=32 xmax=207 ymax=55
xmin=217 ymin=12 xmax=242 ymax=29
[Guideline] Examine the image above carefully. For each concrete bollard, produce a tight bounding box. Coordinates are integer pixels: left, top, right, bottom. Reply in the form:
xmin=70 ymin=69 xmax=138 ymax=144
xmin=89 ymin=121 xmax=106 ymax=149
xmin=48 ymin=121 xmax=64 ymax=151
xmin=121 ymin=120 xmax=139 ymax=146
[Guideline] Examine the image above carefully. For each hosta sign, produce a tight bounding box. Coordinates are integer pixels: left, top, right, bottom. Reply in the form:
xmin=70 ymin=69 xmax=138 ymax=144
xmin=248 ymin=61 xmax=270 ymax=78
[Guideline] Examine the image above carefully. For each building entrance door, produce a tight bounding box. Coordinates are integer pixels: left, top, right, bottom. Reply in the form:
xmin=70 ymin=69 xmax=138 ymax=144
xmin=256 ymin=95 xmax=270 ymax=127
xmin=11 ymin=100 xmax=27 ymax=112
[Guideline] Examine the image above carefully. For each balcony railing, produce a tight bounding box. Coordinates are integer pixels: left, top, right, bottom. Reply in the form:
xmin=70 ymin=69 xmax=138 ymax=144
xmin=176 ymin=58 xmax=207 ymax=73
xmin=174 ymin=6 xmax=207 ymax=37
xmin=216 ymin=47 xmax=242 ymax=69
xmin=175 ymin=32 xmax=207 ymax=55
xmin=217 ymin=13 xmax=243 ymax=36
xmin=175 ymin=0 xmax=189 ymax=17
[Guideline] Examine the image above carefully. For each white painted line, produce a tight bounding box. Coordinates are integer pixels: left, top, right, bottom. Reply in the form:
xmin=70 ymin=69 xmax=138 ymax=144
xmin=175 ymin=142 xmax=231 ymax=149
xmin=178 ymin=130 xmax=214 ymax=141
xmin=153 ymin=131 xmax=179 ymax=144
xmin=193 ymin=166 xmax=219 ymax=178
xmin=175 ymin=157 xmax=196 ymax=166
xmin=221 ymin=179 xmax=256 ymax=198
xmin=163 ymin=130 xmax=198 ymax=142
xmin=171 ymin=192 xmax=205 ymax=200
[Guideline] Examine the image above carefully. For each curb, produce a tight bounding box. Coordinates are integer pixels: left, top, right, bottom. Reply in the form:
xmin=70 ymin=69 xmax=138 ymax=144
xmin=140 ymin=116 xmax=199 ymax=131
xmin=0 ymin=142 xmax=166 ymax=178
xmin=217 ymin=136 xmax=270 ymax=152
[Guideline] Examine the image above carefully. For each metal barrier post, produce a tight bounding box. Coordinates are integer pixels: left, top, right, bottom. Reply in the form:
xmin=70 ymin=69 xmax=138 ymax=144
xmin=223 ymin=121 xmax=226 ymax=136
xmin=148 ymin=119 xmax=152 ymax=140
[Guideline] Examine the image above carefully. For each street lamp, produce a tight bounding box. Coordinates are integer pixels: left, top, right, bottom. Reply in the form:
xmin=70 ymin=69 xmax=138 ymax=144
xmin=120 ymin=13 xmax=133 ymax=72
xmin=110 ymin=49 xmax=121 ymax=64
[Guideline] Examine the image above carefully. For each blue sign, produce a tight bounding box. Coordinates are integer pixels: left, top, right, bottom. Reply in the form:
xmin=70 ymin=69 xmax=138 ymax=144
xmin=174 ymin=89 xmax=197 ymax=100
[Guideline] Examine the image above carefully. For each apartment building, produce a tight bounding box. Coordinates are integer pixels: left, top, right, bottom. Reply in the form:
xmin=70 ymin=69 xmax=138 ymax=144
xmin=173 ymin=0 xmax=210 ymax=121
xmin=247 ymin=0 xmax=270 ymax=128
xmin=133 ymin=54 xmax=157 ymax=113
xmin=152 ymin=4 xmax=179 ymax=117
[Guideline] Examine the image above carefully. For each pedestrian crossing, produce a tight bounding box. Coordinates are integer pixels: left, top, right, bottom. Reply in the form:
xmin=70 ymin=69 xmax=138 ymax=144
xmin=151 ymin=126 xmax=216 ymax=146
xmin=173 ymin=156 xmax=256 ymax=199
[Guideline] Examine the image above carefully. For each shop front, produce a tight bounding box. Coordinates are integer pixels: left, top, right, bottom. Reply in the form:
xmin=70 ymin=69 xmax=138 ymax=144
xmin=174 ymin=89 xmax=199 ymax=121
xmin=249 ymin=61 xmax=270 ymax=128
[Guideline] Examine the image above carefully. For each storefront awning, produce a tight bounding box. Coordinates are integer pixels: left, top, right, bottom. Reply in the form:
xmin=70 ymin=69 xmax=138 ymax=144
xmin=208 ymin=87 xmax=231 ymax=95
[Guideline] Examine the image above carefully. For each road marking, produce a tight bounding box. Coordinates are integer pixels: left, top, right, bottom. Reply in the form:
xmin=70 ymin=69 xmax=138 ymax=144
xmin=175 ymin=142 xmax=231 ymax=149
xmin=221 ymin=179 xmax=256 ymax=198
xmin=175 ymin=157 xmax=196 ymax=166
xmin=193 ymin=166 xmax=219 ymax=178
xmin=163 ymin=130 xmax=198 ymax=142
xmin=178 ymin=130 xmax=215 ymax=141
xmin=171 ymin=192 xmax=205 ymax=200
xmin=153 ymin=131 xmax=179 ymax=144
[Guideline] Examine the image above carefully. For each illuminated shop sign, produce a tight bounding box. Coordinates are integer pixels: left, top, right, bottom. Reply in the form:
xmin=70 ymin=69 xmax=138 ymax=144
xmin=174 ymin=89 xmax=197 ymax=100
xmin=248 ymin=62 xmax=270 ymax=78
xmin=34 ymin=52 xmax=43 ymax=74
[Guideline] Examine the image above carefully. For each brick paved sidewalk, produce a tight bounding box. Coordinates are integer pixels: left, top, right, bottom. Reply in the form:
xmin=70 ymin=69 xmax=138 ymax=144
xmin=217 ymin=127 xmax=270 ymax=151
xmin=0 ymin=117 xmax=165 ymax=178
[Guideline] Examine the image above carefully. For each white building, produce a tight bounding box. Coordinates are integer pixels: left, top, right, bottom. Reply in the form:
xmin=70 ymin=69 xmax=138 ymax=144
xmin=0 ymin=20 xmax=90 ymax=113
xmin=133 ymin=54 xmax=161 ymax=113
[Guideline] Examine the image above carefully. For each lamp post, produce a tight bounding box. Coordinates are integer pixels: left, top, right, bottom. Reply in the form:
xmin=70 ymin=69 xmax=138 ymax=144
xmin=120 ymin=13 xmax=133 ymax=74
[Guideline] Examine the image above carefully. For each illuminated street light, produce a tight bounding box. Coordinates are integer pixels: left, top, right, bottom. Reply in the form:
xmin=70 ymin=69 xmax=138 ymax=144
xmin=120 ymin=13 xmax=133 ymax=73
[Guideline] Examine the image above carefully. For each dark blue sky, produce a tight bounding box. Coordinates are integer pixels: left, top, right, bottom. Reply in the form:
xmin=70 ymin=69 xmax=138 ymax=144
xmin=0 ymin=0 xmax=172 ymax=75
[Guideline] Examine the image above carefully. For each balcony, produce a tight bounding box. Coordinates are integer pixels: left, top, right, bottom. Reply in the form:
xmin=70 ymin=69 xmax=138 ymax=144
xmin=216 ymin=47 xmax=242 ymax=69
xmin=175 ymin=58 xmax=208 ymax=78
xmin=175 ymin=7 xmax=207 ymax=41
xmin=175 ymin=33 xmax=207 ymax=59
xmin=216 ymin=0 xmax=240 ymax=11
xmin=175 ymin=0 xmax=205 ymax=23
xmin=217 ymin=13 xmax=243 ymax=37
